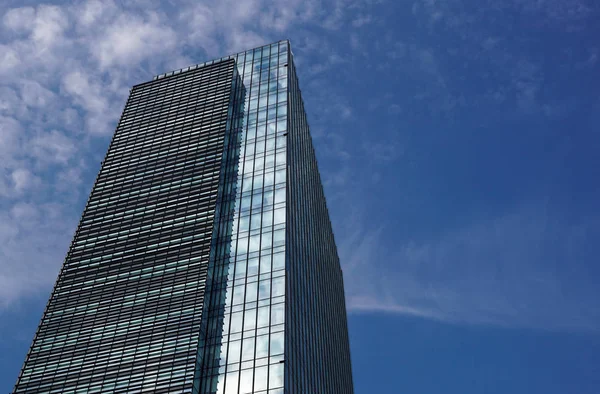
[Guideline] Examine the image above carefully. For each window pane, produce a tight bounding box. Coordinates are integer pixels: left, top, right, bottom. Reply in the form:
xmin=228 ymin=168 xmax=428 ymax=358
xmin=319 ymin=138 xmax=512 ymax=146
xmin=256 ymin=335 xmax=269 ymax=358
xmin=248 ymin=257 xmax=259 ymax=276
xmin=260 ymin=255 xmax=272 ymax=274
xmin=233 ymin=285 xmax=245 ymax=305
xmin=261 ymin=231 xmax=272 ymax=250
xmin=273 ymin=229 xmax=284 ymax=246
xmin=249 ymin=234 xmax=260 ymax=253
xmin=246 ymin=282 xmax=258 ymax=303
xmin=227 ymin=341 xmax=241 ymax=364
xmin=244 ymin=308 xmax=256 ymax=331
xmin=269 ymin=364 xmax=284 ymax=389
xmin=259 ymin=279 xmax=271 ymax=300
xmin=270 ymin=332 xmax=284 ymax=356
xmin=257 ymin=306 xmax=270 ymax=328
xmin=272 ymin=253 xmax=284 ymax=271
xmin=242 ymin=337 xmax=255 ymax=361
xmin=240 ymin=369 xmax=253 ymax=394
xmin=262 ymin=210 xmax=273 ymax=227
xmin=254 ymin=366 xmax=268 ymax=391
xmin=271 ymin=277 xmax=285 ymax=298
xmin=271 ymin=303 xmax=284 ymax=325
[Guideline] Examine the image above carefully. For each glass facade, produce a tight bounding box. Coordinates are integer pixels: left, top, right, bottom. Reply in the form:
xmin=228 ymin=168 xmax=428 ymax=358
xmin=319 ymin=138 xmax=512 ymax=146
xmin=13 ymin=40 xmax=353 ymax=394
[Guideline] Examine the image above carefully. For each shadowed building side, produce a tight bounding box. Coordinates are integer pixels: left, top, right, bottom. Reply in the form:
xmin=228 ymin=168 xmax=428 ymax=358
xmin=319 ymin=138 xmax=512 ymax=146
xmin=285 ymin=53 xmax=355 ymax=394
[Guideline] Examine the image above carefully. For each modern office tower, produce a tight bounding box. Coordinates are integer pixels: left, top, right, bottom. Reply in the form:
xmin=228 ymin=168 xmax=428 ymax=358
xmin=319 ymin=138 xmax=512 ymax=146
xmin=13 ymin=40 xmax=354 ymax=394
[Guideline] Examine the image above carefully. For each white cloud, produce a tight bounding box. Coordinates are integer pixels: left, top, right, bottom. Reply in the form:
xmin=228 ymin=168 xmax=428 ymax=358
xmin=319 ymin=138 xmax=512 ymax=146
xmin=10 ymin=168 xmax=39 ymax=194
xmin=62 ymin=70 xmax=112 ymax=134
xmin=0 ymin=44 xmax=20 ymax=74
xmin=93 ymin=13 xmax=178 ymax=70
xmin=30 ymin=5 xmax=69 ymax=48
xmin=0 ymin=203 xmax=76 ymax=309
xmin=342 ymin=203 xmax=600 ymax=332
xmin=0 ymin=0 xmax=359 ymax=311
xmin=19 ymin=80 xmax=56 ymax=108
xmin=2 ymin=7 xmax=35 ymax=32
xmin=351 ymin=14 xmax=372 ymax=27
xmin=29 ymin=130 xmax=76 ymax=165
xmin=75 ymin=0 xmax=116 ymax=28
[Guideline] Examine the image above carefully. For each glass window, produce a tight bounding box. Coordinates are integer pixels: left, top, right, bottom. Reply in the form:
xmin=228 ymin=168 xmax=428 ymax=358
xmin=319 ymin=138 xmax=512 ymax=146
xmin=262 ymin=190 xmax=274 ymax=206
xmin=243 ymin=308 xmax=256 ymax=330
xmin=225 ymin=370 xmax=239 ymax=394
xmin=246 ymin=282 xmax=258 ymax=303
xmin=271 ymin=278 xmax=285 ymax=298
xmin=276 ymin=136 xmax=286 ymax=150
xmin=227 ymin=341 xmax=241 ymax=364
xmin=271 ymin=303 xmax=284 ymax=325
xmin=239 ymin=369 xmax=253 ymax=394
xmin=237 ymin=237 xmax=248 ymax=255
xmin=256 ymin=124 xmax=266 ymax=138
xmin=230 ymin=312 xmax=243 ymax=333
xmin=254 ymin=366 xmax=268 ymax=391
xmin=260 ymin=255 xmax=272 ymax=274
xmin=242 ymin=337 xmax=255 ymax=361
xmin=261 ymin=231 xmax=272 ymax=250
xmin=258 ymin=279 xmax=270 ymax=300
xmin=253 ymin=174 xmax=263 ymax=191
xmin=274 ymin=188 xmax=285 ymax=205
xmin=264 ymin=172 xmax=274 ymax=187
xmin=252 ymin=192 xmax=263 ymax=210
xmin=241 ymin=196 xmax=251 ymax=211
xmin=259 ymin=95 xmax=268 ymax=108
xmin=244 ymin=159 xmax=254 ymax=174
xmin=245 ymin=142 xmax=255 ymax=156
xmin=273 ymin=229 xmax=285 ymax=247
xmin=273 ymin=208 xmax=285 ymax=224
xmin=268 ymin=93 xmax=277 ymax=106
xmin=262 ymin=210 xmax=273 ymax=228
xmin=254 ymin=155 xmax=265 ymax=171
xmin=275 ymin=168 xmax=286 ymax=185
xmin=269 ymin=364 xmax=284 ymax=389
xmin=246 ymin=125 xmax=256 ymax=140
xmin=256 ymin=139 xmax=266 ymax=155
xmin=270 ymin=332 xmax=284 ymax=356
xmin=234 ymin=260 xmax=247 ymax=279
xmin=247 ymin=257 xmax=259 ymax=276
xmin=249 ymin=234 xmax=260 ymax=253
xmin=255 ymin=335 xmax=269 ymax=359
xmin=249 ymin=98 xmax=258 ymax=110
xmin=242 ymin=176 xmax=253 ymax=192
xmin=257 ymin=306 xmax=270 ymax=328
xmin=265 ymin=154 xmax=275 ymax=168
xmin=251 ymin=213 xmax=261 ymax=230
xmin=277 ymin=103 xmax=287 ymax=117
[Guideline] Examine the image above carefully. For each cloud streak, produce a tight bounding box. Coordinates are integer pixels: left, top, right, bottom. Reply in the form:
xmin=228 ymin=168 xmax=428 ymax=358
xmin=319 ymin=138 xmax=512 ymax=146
xmin=341 ymin=202 xmax=600 ymax=332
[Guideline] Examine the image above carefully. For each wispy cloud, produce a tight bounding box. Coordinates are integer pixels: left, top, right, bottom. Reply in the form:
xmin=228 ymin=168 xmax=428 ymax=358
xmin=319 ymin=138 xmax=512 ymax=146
xmin=0 ymin=0 xmax=362 ymax=311
xmin=341 ymin=202 xmax=600 ymax=332
xmin=403 ymin=0 xmax=600 ymax=119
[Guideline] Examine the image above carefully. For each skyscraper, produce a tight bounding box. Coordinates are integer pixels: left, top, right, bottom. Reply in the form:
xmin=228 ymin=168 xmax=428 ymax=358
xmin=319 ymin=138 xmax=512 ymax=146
xmin=13 ymin=40 xmax=354 ymax=394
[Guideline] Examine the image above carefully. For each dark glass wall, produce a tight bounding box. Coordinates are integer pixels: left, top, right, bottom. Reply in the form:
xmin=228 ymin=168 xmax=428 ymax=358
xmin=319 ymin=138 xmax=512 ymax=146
xmin=13 ymin=59 xmax=239 ymax=394
xmin=284 ymin=53 xmax=355 ymax=394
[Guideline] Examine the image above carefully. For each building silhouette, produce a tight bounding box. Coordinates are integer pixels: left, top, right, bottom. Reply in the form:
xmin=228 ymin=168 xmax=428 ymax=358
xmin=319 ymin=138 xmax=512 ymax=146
xmin=14 ymin=40 xmax=354 ymax=394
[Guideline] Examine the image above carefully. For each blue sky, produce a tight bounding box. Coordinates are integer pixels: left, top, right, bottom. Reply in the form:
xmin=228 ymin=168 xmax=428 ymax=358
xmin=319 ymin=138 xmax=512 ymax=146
xmin=1 ymin=0 xmax=599 ymax=392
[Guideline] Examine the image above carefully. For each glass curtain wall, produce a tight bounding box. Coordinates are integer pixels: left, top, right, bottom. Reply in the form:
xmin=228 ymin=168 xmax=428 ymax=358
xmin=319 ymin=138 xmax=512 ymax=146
xmin=194 ymin=41 xmax=290 ymax=394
